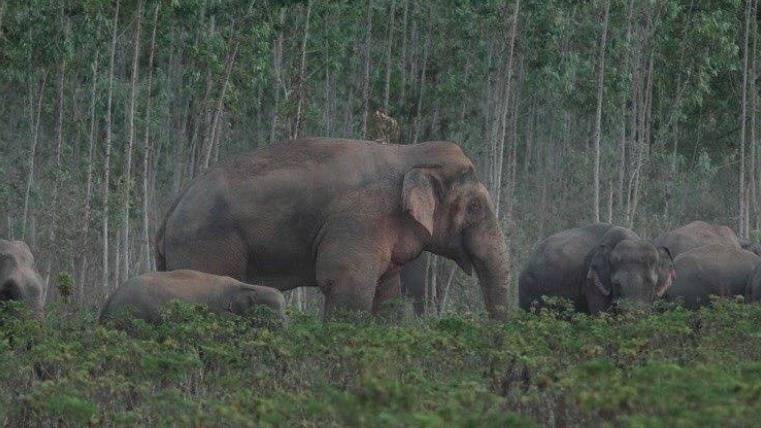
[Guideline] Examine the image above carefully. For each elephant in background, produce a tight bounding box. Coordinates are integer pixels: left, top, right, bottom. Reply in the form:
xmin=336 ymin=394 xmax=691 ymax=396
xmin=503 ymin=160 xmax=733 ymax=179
xmin=666 ymin=244 xmax=760 ymax=308
xmin=519 ymin=224 xmax=675 ymax=314
xmin=654 ymin=221 xmax=740 ymax=257
xmin=100 ymin=270 xmax=286 ymax=324
xmin=156 ymin=138 xmax=510 ymax=319
xmin=0 ymin=240 xmax=44 ymax=315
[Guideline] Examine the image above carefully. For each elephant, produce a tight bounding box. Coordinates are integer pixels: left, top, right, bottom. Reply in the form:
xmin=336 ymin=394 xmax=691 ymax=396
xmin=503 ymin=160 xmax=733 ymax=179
xmin=518 ymin=224 xmax=675 ymax=314
xmin=0 ymin=240 xmax=44 ymax=315
xmin=666 ymin=244 xmax=760 ymax=308
xmin=99 ymin=270 xmax=286 ymax=323
xmin=155 ymin=138 xmax=510 ymax=319
xmin=653 ymin=221 xmax=740 ymax=257
xmin=739 ymin=238 xmax=761 ymax=257
xmin=399 ymin=254 xmax=428 ymax=315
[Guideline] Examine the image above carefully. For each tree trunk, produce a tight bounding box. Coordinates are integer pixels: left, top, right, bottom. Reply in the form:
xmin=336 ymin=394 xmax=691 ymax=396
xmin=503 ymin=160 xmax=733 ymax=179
xmin=203 ymin=41 xmax=238 ymax=168
xmin=122 ymin=0 xmax=144 ymax=280
xmin=79 ymin=53 xmax=99 ymax=301
xmin=141 ymin=3 xmax=160 ymax=273
xmin=293 ymin=0 xmax=312 ymax=139
xmin=361 ymin=0 xmax=373 ymax=139
xmin=270 ymin=9 xmax=286 ymax=145
xmin=493 ymin=0 xmax=520 ymax=219
xmin=383 ymin=0 xmax=396 ymax=112
xmin=740 ymin=0 xmax=752 ymax=238
xmin=21 ymin=72 xmax=48 ymax=240
xmin=399 ymin=0 xmax=409 ymax=108
xmin=103 ymin=0 xmax=121 ymax=290
xmin=592 ymin=0 xmax=610 ymax=223
xmin=411 ymin=8 xmax=433 ymax=145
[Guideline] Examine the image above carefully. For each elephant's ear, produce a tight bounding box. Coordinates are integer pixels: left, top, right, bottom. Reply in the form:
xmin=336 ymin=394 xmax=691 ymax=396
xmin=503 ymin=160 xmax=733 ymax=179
xmin=586 ymin=244 xmax=611 ymax=297
xmin=402 ymin=168 xmax=437 ymax=237
xmin=655 ymin=246 xmax=676 ymax=297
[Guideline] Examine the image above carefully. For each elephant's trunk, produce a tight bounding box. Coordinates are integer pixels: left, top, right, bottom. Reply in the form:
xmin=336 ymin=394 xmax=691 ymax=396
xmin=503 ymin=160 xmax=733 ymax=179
xmin=468 ymin=215 xmax=511 ymax=320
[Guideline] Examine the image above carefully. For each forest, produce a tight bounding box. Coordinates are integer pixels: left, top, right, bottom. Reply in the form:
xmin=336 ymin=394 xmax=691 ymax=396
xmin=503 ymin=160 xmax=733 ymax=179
xmin=2 ymin=0 xmax=761 ymax=425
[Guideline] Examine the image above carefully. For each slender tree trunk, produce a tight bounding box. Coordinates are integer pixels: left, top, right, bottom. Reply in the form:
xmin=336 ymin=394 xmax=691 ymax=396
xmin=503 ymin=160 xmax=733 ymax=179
xmin=383 ymin=0 xmax=396 ymax=112
xmin=141 ymin=3 xmax=160 ymax=273
xmin=399 ymin=0 xmax=409 ymax=108
xmin=411 ymin=9 xmax=433 ymax=145
xmin=494 ymin=0 xmax=520 ymax=218
xmin=44 ymin=54 xmax=67 ymax=301
xmin=21 ymin=72 xmax=48 ymax=240
xmin=103 ymin=0 xmax=121 ymax=289
xmin=0 ymin=0 xmax=6 ymax=38
xmin=740 ymin=0 xmax=752 ymax=238
xmin=203 ymin=41 xmax=238 ymax=168
xmin=293 ymin=0 xmax=312 ymax=139
xmin=592 ymin=0 xmax=610 ymax=223
xmin=121 ymin=0 xmax=144 ymax=280
xmin=79 ymin=53 xmax=99 ymax=301
xmin=270 ymin=10 xmax=285 ymax=145
xmin=361 ymin=0 xmax=373 ymax=138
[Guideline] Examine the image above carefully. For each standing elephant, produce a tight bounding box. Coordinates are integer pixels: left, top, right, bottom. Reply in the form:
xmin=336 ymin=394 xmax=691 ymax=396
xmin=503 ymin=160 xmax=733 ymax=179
xmin=156 ymin=139 xmax=510 ymax=319
xmin=100 ymin=270 xmax=286 ymax=324
xmin=0 ymin=240 xmax=44 ymax=314
xmin=666 ymin=244 xmax=760 ymax=308
xmin=518 ymin=224 xmax=675 ymax=314
xmin=654 ymin=221 xmax=740 ymax=257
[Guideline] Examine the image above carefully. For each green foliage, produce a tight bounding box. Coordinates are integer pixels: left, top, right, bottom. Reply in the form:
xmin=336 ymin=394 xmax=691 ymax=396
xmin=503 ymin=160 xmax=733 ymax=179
xmin=55 ymin=272 xmax=74 ymax=300
xmin=2 ymin=301 xmax=761 ymax=425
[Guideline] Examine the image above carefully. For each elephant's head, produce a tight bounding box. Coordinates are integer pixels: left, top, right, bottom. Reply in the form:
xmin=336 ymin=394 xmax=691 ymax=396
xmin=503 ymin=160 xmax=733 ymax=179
xmin=401 ymin=143 xmax=510 ymax=319
xmin=0 ymin=253 xmax=44 ymax=316
xmin=585 ymin=240 xmax=674 ymax=313
xmin=230 ymin=286 xmax=287 ymax=322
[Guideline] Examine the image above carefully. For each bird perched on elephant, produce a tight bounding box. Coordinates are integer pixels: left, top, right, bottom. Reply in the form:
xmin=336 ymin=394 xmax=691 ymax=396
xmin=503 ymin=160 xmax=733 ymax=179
xmin=99 ymin=270 xmax=286 ymax=324
xmin=0 ymin=240 xmax=44 ymax=315
xmin=654 ymin=220 xmax=741 ymax=257
xmin=519 ymin=224 xmax=675 ymax=314
xmin=666 ymin=244 xmax=760 ymax=309
xmin=156 ymin=138 xmax=510 ymax=319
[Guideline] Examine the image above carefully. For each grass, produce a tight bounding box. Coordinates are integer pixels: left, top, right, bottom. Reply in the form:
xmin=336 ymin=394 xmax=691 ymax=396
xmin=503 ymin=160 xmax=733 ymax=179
xmin=0 ymin=298 xmax=760 ymax=426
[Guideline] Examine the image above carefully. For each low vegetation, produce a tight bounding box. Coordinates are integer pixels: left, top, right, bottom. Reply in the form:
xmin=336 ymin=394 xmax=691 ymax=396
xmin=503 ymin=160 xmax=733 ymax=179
xmin=1 ymin=299 xmax=760 ymax=426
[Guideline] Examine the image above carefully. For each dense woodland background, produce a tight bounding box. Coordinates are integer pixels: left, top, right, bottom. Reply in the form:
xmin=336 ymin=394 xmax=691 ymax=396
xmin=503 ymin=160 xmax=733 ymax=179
xmin=0 ymin=0 xmax=758 ymax=313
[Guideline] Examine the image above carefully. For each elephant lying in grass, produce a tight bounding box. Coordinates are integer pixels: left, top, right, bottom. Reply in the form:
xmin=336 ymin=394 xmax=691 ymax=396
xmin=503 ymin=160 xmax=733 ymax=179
xmin=0 ymin=240 xmax=44 ymax=315
xmin=100 ymin=270 xmax=286 ymax=324
xmin=666 ymin=244 xmax=761 ymax=308
xmin=519 ymin=224 xmax=675 ymax=314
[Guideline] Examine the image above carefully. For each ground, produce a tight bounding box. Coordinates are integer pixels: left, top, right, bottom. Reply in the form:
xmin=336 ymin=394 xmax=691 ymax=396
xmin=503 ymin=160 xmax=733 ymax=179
xmin=1 ymin=298 xmax=760 ymax=426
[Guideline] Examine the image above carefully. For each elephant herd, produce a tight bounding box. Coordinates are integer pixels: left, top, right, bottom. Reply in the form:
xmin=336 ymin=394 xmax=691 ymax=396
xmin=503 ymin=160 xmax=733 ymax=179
xmin=519 ymin=220 xmax=761 ymax=313
xmin=1 ymin=139 xmax=760 ymax=323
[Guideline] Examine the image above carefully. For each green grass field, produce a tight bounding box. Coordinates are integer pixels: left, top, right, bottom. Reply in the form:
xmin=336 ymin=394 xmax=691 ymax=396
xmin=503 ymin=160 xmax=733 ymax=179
xmin=1 ymin=299 xmax=760 ymax=427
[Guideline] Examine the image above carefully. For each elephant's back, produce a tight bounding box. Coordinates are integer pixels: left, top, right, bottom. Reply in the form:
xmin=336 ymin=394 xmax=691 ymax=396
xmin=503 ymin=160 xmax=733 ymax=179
xmin=655 ymin=221 xmax=740 ymax=257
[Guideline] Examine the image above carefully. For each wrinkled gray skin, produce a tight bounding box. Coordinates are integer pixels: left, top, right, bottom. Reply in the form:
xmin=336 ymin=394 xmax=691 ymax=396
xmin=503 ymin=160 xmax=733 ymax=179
xmin=100 ymin=270 xmax=286 ymax=323
xmin=666 ymin=244 xmax=760 ymax=309
xmin=156 ymin=139 xmax=510 ymax=319
xmin=400 ymin=254 xmax=427 ymax=315
xmin=0 ymin=240 xmax=44 ymax=315
xmin=654 ymin=221 xmax=741 ymax=257
xmin=519 ymin=224 xmax=675 ymax=314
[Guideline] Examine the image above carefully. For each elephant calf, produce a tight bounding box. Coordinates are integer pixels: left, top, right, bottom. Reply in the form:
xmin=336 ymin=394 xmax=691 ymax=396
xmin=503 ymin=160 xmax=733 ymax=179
xmin=667 ymin=244 xmax=761 ymax=309
xmin=519 ymin=224 xmax=675 ymax=314
xmin=0 ymin=240 xmax=44 ymax=315
xmin=100 ymin=270 xmax=286 ymax=324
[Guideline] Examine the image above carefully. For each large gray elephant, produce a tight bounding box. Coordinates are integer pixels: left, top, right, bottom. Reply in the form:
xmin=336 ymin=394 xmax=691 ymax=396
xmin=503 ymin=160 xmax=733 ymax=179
xmin=156 ymin=139 xmax=510 ymax=319
xmin=654 ymin=220 xmax=740 ymax=257
xmin=666 ymin=244 xmax=760 ymax=308
xmin=518 ymin=224 xmax=675 ymax=314
xmin=0 ymin=240 xmax=44 ymax=314
xmin=100 ymin=270 xmax=286 ymax=323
